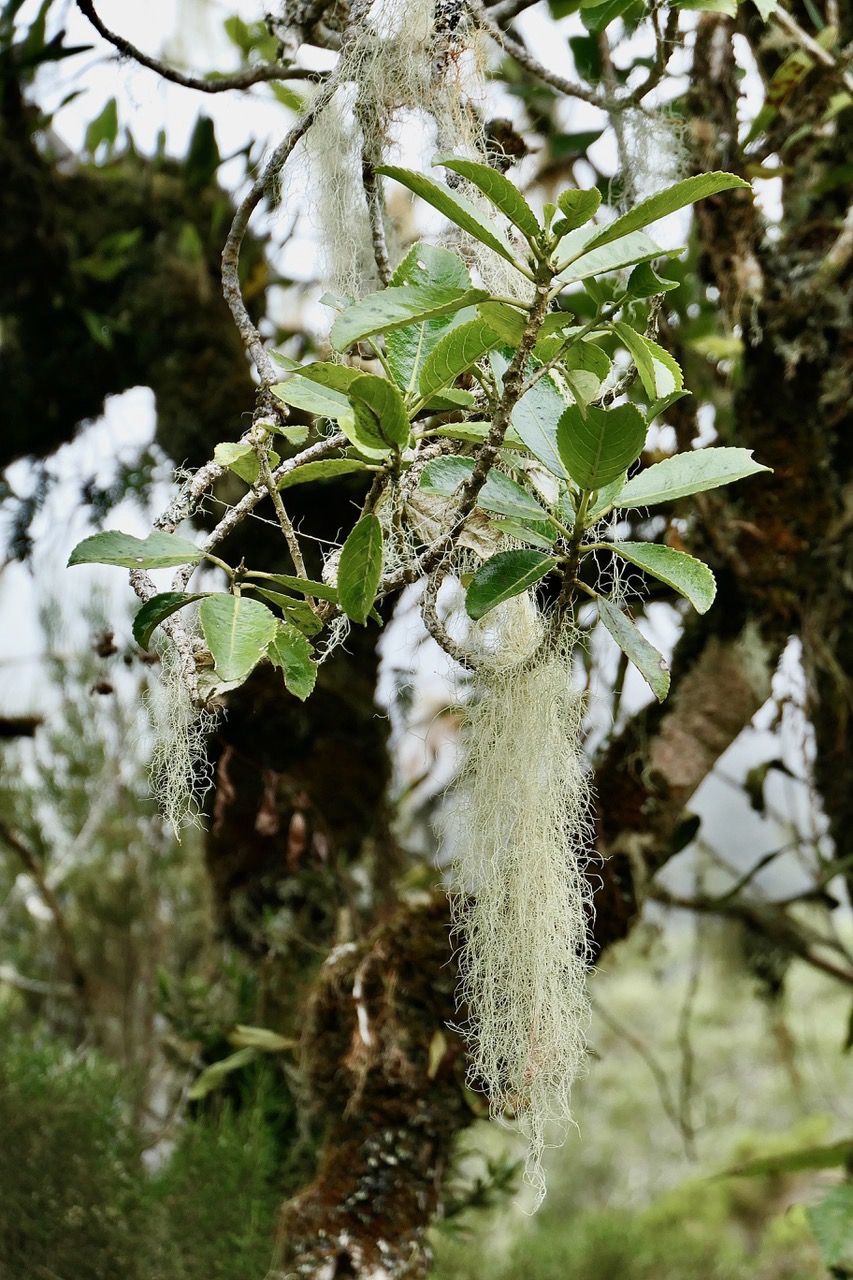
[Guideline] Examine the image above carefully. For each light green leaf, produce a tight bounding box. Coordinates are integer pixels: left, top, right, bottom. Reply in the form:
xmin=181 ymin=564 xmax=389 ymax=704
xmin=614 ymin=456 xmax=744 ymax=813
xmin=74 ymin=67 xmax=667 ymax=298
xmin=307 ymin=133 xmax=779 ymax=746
xmin=348 ymin=373 xmax=411 ymax=452
xmin=272 ymin=374 xmax=352 ymax=421
xmin=488 ymin=517 xmax=557 ymax=551
xmin=268 ymin=622 xmax=317 ymax=700
xmin=613 ymin=322 xmax=684 ymax=400
xmin=331 ymin=284 xmax=488 ymax=353
xmin=807 ymin=1185 xmax=853 ymax=1271
xmin=559 ymin=230 xmax=671 ymax=282
xmin=609 ymin=541 xmax=717 ymax=613
xmin=554 ymin=187 xmax=602 ymax=234
xmin=133 ymin=592 xmax=207 ymax=649
xmin=277 ymin=424 xmax=310 ymax=446
xmin=296 ymin=361 xmax=362 ymax=393
xmin=648 ymin=390 xmax=689 ymax=421
xmin=420 ymin=456 xmax=546 ymax=521
xmin=477 ymin=301 xmax=527 ymax=346
xmin=587 ymin=473 xmax=627 ymax=521
xmin=199 ymin=594 xmax=278 ymax=683
xmin=214 ymin=441 xmax=280 ymax=485
xmin=252 ymin=590 xmax=323 ymax=637
xmin=276 ymin=459 xmax=371 ymax=490
xmin=421 ymin=388 xmax=476 ymax=411
xmin=433 ymin=153 xmax=541 ymax=241
xmin=187 ymin=1048 xmax=257 ymax=1101
xmin=431 ymin=420 xmax=528 ymax=450
xmin=598 ymin=597 xmax=670 ymax=702
xmin=228 ymin=1025 xmax=298 ymax=1052
xmin=491 ymin=350 xmax=570 ymax=480
xmin=466 ymin=549 xmax=558 ymax=620
xmin=752 ymin=0 xmax=778 ymax=18
xmin=377 ymin=164 xmax=523 ymax=267
xmin=338 ymin=513 xmax=384 ymax=625
xmin=68 ymin=529 xmax=204 ymax=570
xmin=674 ymin=0 xmax=737 ymax=13
xmin=244 ymin=571 xmax=338 ymax=603
xmin=579 ymin=172 xmax=751 ymax=254
xmin=617 ymin=447 xmax=771 ymax=509
xmin=721 ymin=1139 xmax=853 ymax=1180
xmin=418 ymin=318 xmax=503 ymax=402
xmin=386 ymin=243 xmax=474 ymax=393
xmin=557 ymin=402 xmax=647 ymax=490
xmin=626 ymin=261 xmax=680 ymax=299
xmin=562 ymin=340 xmax=612 ymax=407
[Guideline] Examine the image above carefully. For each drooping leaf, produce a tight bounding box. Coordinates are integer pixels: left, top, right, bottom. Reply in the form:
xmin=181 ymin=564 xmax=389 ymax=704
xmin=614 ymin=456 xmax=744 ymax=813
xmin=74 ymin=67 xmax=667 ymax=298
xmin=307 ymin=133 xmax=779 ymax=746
xmin=68 ymin=529 xmax=204 ymax=570
xmin=807 ymin=1185 xmax=853 ymax=1271
xmin=420 ymin=456 xmax=546 ymax=521
xmin=613 ymin=322 xmax=684 ymax=400
xmin=187 ymin=1048 xmax=257 ymax=1101
xmin=608 ymin=542 xmax=717 ymax=613
xmin=268 ymin=622 xmax=317 ymax=700
xmin=252 ymin=590 xmax=323 ymax=637
xmin=433 ymin=153 xmax=541 ymax=241
xmin=331 ymin=284 xmax=488 ymax=353
xmin=386 ymin=244 xmax=475 ymax=393
xmin=465 ymin=550 xmax=559 ymax=620
xmin=377 ymin=164 xmax=523 ymax=267
xmin=276 ymin=459 xmax=371 ymax=490
xmin=557 ymin=402 xmax=647 ymax=490
xmin=337 ymin=513 xmax=384 ymax=625
xmin=348 ymin=373 xmax=411 ymax=452
xmin=617 ymin=447 xmax=771 ymax=509
xmin=579 ymin=172 xmax=751 ymax=254
xmin=626 ymin=261 xmax=680 ymax=299
xmin=598 ymin=597 xmax=670 ymax=702
xmin=554 ymin=187 xmax=602 ymax=235
xmin=243 ymin=571 xmax=338 ymax=603
xmin=132 ymin=592 xmax=207 ymax=650
xmin=418 ymin=318 xmax=503 ymax=402
xmin=490 ymin=351 xmax=570 ymax=480
xmin=198 ymin=594 xmax=278 ymax=683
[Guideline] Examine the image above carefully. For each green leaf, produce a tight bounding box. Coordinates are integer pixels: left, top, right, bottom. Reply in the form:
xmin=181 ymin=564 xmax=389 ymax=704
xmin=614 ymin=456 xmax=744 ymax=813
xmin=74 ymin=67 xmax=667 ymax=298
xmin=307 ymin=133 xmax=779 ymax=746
xmin=588 ymin=473 xmax=627 ymax=520
xmin=613 ymin=322 xmax=684 ymax=400
xmin=488 ymin=517 xmax=557 ymax=551
xmin=132 ymin=592 xmax=207 ymax=649
xmin=598 ymin=597 xmax=670 ymax=702
xmin=617 ymin=447 xmax=771 ymax=509
xmin=296 ymin=360 xmax=363 ymax=394
xmin=491 ymin=351 xmax=570 ymax=480
xmin=214 ymin=441 xmax=279 ymax=485
xmin=432 ymin=420 xmax=528 ymax=450
xmin=347 ymin=373 xmax=411 ymax=454
xmin=272 ymin=374 xmax=352 ymax=421
xmin=198 ymin=595 xmax=278 ymax=683
xmin=418 ymin=318 xmax=503 ymax=402
xmin=268 ymin=622 xmax=317 ymax=700
xmin=244 ymin=572 xmax=338 ymax=603
xmin=579 ymin=172 xmax=751 ymax=255
xmin=337 ymin=513 xmax=384 ymax=625
xmin=433 ymin=153 xmax=541 ymax=241
xmin=330 ymin=283 xmax=489 ymax=352
xmin=609 ymin=542 xmax=716 ymax=613
xmin=386 ymin=244 xmax=474 ymax=393
xmin=562 ymin=340 xmax=612 ymax=408
xmin=227 ymin=1025 xmax=298 ymax=1052
xmin=187 ymin=1048 xmax=257 ymax=1102
xmin=555 ymin=187 xmax=601 ymax=233
xmin=466 ymin=550 xmax=559 ymax=620
xmin=558 ymin=229 xmax=671 ymax=282
xmin=68 ymin=530 xmax=203 ymax=570
xmin=626 ymin=261 xmax=680 ymax=299
xmin=807 ymin=1185 xmax=853 ymax=1271
xmin=84 ymin=97 xmax=118 ymax=155
xmin=581 ymin=0 xmax=642 ymax=33
xmin=648 ymin=390 xmax=689 ymax=421
xmin=377 ymin=165 xmax=523 ymax=267
xmin=276 ymin=459 xmax=371 ymax=490
xmin=477 ymin=301 xmax=528 ymax=346
xmin=252 ymin=590 xmax=323 ymax=636
xmin=557 ymin=402 xmax=647 ymax=490
xmin=673 ymin=0 xmax=737 ymax=14
xmin=720 ymin=1139 xmax=853 ymax=1180
xmin=420 ymin=456 xmax=546 ymax=521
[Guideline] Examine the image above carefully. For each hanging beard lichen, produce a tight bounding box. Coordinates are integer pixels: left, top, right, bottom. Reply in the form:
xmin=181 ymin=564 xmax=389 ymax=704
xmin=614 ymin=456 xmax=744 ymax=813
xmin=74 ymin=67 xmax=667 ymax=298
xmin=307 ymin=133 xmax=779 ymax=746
xmin=450 ymin=599 xmax=593 ymax=1207
xmin=144 ymin=641 xmax=218 ymax=838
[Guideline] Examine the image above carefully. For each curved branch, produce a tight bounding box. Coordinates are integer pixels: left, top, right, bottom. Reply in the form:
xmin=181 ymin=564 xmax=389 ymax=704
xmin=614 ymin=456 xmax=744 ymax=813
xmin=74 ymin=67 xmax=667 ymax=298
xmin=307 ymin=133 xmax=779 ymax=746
xmin=74 ymin=0 xmax=327 ymax=93
xmin=469 ymin=0 xmax=606 ymax=109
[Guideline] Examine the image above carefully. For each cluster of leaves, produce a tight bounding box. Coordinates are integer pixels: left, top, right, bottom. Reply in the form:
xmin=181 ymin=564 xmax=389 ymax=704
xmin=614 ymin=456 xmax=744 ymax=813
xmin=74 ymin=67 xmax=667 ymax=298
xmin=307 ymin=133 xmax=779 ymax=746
xmin=70 ymin=158 xmax=767 ymax=704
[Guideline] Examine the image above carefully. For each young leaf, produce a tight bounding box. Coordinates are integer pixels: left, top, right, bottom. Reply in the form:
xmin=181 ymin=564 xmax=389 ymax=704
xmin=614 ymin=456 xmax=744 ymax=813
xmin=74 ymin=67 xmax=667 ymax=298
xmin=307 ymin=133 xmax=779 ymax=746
xmin=418 ymin=318 xmax=503 ymax=402
xmin=377 ymin=164 xmax=523 ymax=267
xmin=433 ymin=153 xmax=541 ymax=241
xmin=626 ymin=261 xmax=679 ymax=299
xmin=68 ymin=530 xmax=204 ymax=570
xmin=348 ymin=373 xmax=411 ymax=452
xmin=420 ymin=456 xmax=546 ymax=521
xmin=330 ymin=284 xmax=488 ymax=352
xmin=608 ymin=542 xmax=717 ymax=613
xmin=337 ymin=513 xmax=384 ymax=625
xmin=187 ymin=1048 xmax=257 ymax=1102
xmin=580 ymin=172 xmax=751 ymax=254
xmin=647 ymin=390 xmax=689 ymax=422
xmin=386 ymin=243 xmax=474 ymax=393
xmin=268 ymin=622 xmax=317 ymax=700
xmin=554 ymin=187 xmax=601 ymax=233
xmin=245 ymin=571 xmax=338 ymax=603
xmin=276 ymin=459 xmax=371 ymax=491
xmin=598 ymin=597 xmax=670 ymax=702
xmin=557 ymin=402 xmax=647 ymax=490
xmin=465 ymin=550 xmax=559 ymax=620
xmin=617 ymin=447 xmax=771 ymax=509
xmin=613 ymin=322 xmax=684 ymax=400
xmin=132 ymin=592 xmax=207 ymax=650
xmin=587 ymin=472 xmax=627 ymax=521
xmin=491 ymin=350 xmax=570 ymax=480
xmin=199 ymin=594 xmax=278 ymax=683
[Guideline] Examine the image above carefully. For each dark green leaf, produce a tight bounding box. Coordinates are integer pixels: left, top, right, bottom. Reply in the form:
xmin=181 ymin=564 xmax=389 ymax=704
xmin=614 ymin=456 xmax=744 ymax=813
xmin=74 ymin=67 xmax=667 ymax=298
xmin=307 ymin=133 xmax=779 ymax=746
xmin=198 ymin=595 xmax=278 ymax=683
xmin=557 ymin=402 xmax=647 ymax=490
xmin=433 ymin=153 xmax=541 ymax=240
xmin=581 ymin=0 xmax=642 ymax=33
xmin=420 ymin=456 xmax=546 ymax=521
xmin=252 ymin=590 xmax=323 ymax=637
xmin=598 ymin=597 xmax=670 ymax=701
xmin=466 ymin=550 xmax=559 ymax=620
xmin=626 ymin=261 xmax=680 ymax=299
xmin=386 ymin=244 xmax=474 ymax=393
xmin=608 ymin=542 xmax=717 ymax=613
xmin=558 ymin=229 xmax=670 ymax=282
xmin=276 ymin=459 xmax=371 ymax=490
xmin=349 ymin=372 xmax=410 ymax=452
xmin=330 ymin=284 xmax=488 ymax=352
xmin=244 ymin=572 xmax=338 ymax=603
xmin=477 ymin=301 xmax=527 ymax=346
xmin=338 ymin=513 xmax=384 ymax=625
xmin=418 ymin=318 xmax=503 ymax=402
xmin=68 ymin=530 xmax=203 ymax=570
xmin=807 ymin=1185 xmax=853 ymax=1270
xmin=580 ymin=172 xmax=751 ymax=255
xmin=268 ymin=623 xmax=317 ymax=700
xmin=133 ymin=592 xmax=207 ymax=650
xmin=377 ymin=165 xmax=523 ymax=267
xmin=555 ymin=187 xmax=601 ymax=233
xmin=617 ymin=447 xmax=771 ymax=509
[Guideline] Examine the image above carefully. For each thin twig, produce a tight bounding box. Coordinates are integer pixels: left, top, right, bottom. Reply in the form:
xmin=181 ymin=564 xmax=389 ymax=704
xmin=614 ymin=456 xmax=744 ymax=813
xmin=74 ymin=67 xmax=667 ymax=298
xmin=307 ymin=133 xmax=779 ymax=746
xmin=75 ymin=0 xmax=327 ymax=93
xmin=772 ymin=5 xmax=853 ymax=95
xmin=254 ymin=435 xmax=309 ymax=580
xmin=421 ymin=571 xmax=474 ymax=669
xmin=630 ymin=6 xmax=679 ymax=105
xmin=469 ymin=0 xmax=607 ymax=109
xmin=362 ymin=155 xmax=393 ymax=287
